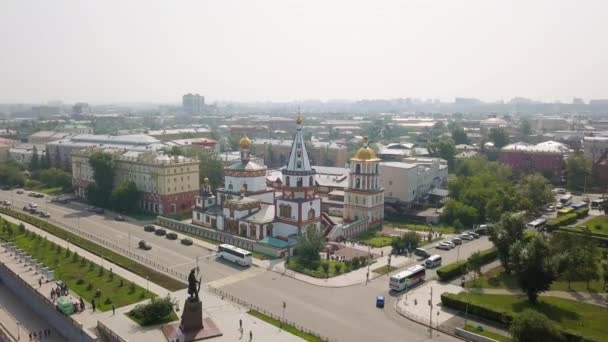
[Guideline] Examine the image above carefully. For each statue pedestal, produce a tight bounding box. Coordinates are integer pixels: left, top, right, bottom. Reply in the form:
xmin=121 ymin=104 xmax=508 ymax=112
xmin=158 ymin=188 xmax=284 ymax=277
xmin=162 ymin=299 xmax=222 ymax=341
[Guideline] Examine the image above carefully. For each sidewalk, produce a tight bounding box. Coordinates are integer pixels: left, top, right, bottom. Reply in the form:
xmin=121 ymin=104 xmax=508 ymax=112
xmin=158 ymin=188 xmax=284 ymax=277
xmin=254 ymin=254 xmax=417 ymax=287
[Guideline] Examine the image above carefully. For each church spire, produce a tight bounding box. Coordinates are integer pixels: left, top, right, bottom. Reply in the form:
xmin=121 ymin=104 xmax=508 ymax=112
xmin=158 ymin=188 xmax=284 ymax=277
xmin=285 ymin=114 xmax=312 ymax=173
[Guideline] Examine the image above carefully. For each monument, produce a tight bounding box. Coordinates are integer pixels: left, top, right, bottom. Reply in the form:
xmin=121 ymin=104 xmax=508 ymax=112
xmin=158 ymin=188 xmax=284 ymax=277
xmin=162 ymin=268 xmax=222 ymax=341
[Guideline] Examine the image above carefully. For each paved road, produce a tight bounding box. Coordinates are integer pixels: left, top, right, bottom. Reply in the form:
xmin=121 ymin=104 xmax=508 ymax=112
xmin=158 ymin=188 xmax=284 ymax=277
xmin=0 ymin=190 xmax=494 ymax=341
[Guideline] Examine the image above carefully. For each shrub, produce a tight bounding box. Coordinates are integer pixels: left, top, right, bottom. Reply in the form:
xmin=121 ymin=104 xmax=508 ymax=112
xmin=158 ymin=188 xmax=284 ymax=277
xmin=334 ymin=263 xmax=342 ymax=274
xmin=104 ymin=297 xmax=112 ymax=305
xmin=86 ymin=282 xmax=93 ymax=291
xmin=88 ymin=260 xmax=94 ymax=271
xmin=98 ymin=266 xmax=104 ymax=277
xmin=128 ymin=282 xmax=136 ymax=294
xmin=76 ymin=278 xmax=85 ymax=285
xmin=321 ymin=262 xmax=329 ymax=275
xmin=127 ymin=296 xmax=176 ymax=326
xmin=351 ymin=257 xmax=361 ymax=269
xmin=344 ymin=259 xmax=352 ymax=271
xmin=436 ymin=248 xmax=497 ymax=282
xmin=95 ymin=289 xmax=102 ymax=298
xmin=546 ymin=213 xmax=578 ymax=231
xmin=65 ymin=248 xmax=71 ymax=258
xmin=510 ymin=310 xmax=564 ymax=342
xmin=595 ymin=224 xmax=602 ymax=230
xmin=119 ymin=279 xmax=124 ymax=287
xmin=441 ymin=293 xmax=513 ymax=325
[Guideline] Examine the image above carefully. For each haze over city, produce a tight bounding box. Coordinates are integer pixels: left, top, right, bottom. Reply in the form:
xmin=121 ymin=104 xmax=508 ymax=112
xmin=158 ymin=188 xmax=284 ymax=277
xmin=2 ymin=0 xmax=607 ymax=103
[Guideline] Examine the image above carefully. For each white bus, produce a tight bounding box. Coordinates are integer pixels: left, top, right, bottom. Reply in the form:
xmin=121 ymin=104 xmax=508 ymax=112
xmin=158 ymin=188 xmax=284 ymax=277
xmin=217 ymin=244 xmax=252 ymax=266
xmin=559 ymin=194 xmax=573 ymax=205
xmin=526 ymin=218 xmax=547 ymax=230
xmin=389 ymin=265 xmax=426 ymax=292
xmin=425 ymin=255 xmax=442 ymax=268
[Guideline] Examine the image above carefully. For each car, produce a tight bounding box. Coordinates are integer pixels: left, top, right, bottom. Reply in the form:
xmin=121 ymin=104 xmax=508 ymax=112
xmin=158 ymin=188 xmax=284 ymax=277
xmin=34 ymin=193 xmax=44 ymax=198
xmin=376 ymin=296 xmax=385 ymax=308
xmin=414 ymin=247 xmax=430 ymax=258
xmin=572 ymin=191 xmax=582 ymax=196
xmin=436 ymin=243 xmax=451 ymax=250
xmin=38 ymin=211 xmax=50 ymax=218
xmin=460 ymin=234 xmax=474 ymax=241
xmin=166 ymin=232 xmax=178 ymax=240
xmin=138 ymin=240 xmax=152 ymax=250
xmin=28 ymin=192 xmax=36 ymax=197
xmin=556 ymin=203 xmax=563 ymax=209
xmin=22 ymin=205 xmax=30 ymax=212
xmin=451 ymin=237 xmax=462 ymax=245
xmin=546 ymin=205 xmax=555 ymax=212
xmin=155 ymin=228 xmax=167 ymax=236
xmin=444 ymin=240 xmax=456 ymax=248
xmin=474 ymin=225 xmax=489 ymax=235
xmin=2 ymin=200 xmax=11 ymax=206
xmin=181 ymin=238 xmax=193 ymax=246
xmin=16 ymin=189 xmax=24 ymax=194
xmin=466 ymin=231 xmax=480 ymax=239
xmin=114 ymin=215 xmax=126 ymax=221
xmin=86 ymin=206 xmax=95 ymax=212
xmin=556 ymin=188 xmax=566 ymax=194
xmin=144 ymin=225 xmax=156 ymax=232
xmin=583 ymin=197 xmax=590 ymax=203
xmin=1 ymin=185 xmax=11 ymax=190
xmin=93 ymin=207 xmax=105 ymax=214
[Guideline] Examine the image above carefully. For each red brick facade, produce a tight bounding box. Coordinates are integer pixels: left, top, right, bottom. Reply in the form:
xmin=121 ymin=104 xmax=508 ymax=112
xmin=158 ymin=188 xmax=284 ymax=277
xmin=499 ymin=151 xmax=564 ymax=182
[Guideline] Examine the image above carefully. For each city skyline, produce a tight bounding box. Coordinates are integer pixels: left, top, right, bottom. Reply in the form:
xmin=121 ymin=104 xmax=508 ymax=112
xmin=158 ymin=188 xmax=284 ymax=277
xmin=1 ymin=0 xmax=607 ymax=103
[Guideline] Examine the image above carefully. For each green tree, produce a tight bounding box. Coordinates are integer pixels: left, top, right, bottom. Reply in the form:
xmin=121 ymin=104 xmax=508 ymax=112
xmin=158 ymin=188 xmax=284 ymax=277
xmin=111 ymin=181 xmax=141 ymax=213
xmin=509 ymin=235 xmax=556 ymax=303
xmin=198 ymin=152 xmax=224 ymax=190
xmin=36 ymin=168 xmax=72 ymax=189
xmin=390 ymin=232 xmax=419 ymax=255
xmin=520 ymin=119 xmax=532 ymax=138
xmin=488 ymin=127 xmax=509 ymax=148
xmin=601 ymin=260 xmax=608 ymax=291
xmin=0 ymin=162 xmax=25 ymax=187
xmin=441 ymin=200 xmax=478 ymax=227
xmin=294 ymin=225 xmax=324 ymax=265
xmin=467 ymin=251 xmax=484 ymax=286
xmin=510 ymin=310 xmax=563 ymax=342
xmin=565 ymin=152 xmax=592 ymax=191
xmin=450 ymin=124 xmax=469 ymax=145
xmin=517 ymin=173 xmax=553 ymax=214
xmin=429 ymin=136 xmax=456 ymax=169
xmin=551 ymin=232 xmax=586 ymax=289
xmin=30 ymin=145 xmax=40 ymax=171
xmin=87 ymin=151 xmax=114 ymax=206
xmin=489 ymin=213 xmax=525 ymax=274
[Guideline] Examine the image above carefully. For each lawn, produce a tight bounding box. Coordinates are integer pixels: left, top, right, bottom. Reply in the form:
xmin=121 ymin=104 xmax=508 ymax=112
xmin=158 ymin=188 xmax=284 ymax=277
xmin=450 ymin=293 xmax=608 ymax=342
xmin=384 ymin=220 xmax=456 ymax=234
xmin=37 ymin=187 xmax=64 ymax=195
xmin=286 ymin=257 xmax=365 ymax=278
xmin=466 ymin=266 xmax=606 ymax=293
xmin=465 ymin=324 xmax=512 ymax=342
xmin=372 ymin=265 xmax=397 ymax=275
xmin=0 ymin=207 xmax=186 ymax=291
xmin=248 ymin=310 xmax=322 ymax=342
xmin=366 ymin=236 xmax=394 ymax=248
xmin=10 ymin=232 xmax=153 ymax=312
xmin=569 ymin=215 xmax=608 ymax=237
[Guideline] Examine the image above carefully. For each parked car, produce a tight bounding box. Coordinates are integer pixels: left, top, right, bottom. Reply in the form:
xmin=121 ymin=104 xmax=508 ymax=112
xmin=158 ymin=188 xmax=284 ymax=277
xmin=166 ymin=232 xmax=178 ymax=240
xmin=144 ymin=225 xmax=156 ymax=232
xmin=28 ymin=192 xmax=36 ymax=197
xmin=38 ymin=211 xmax=50 ymax=218
xmin=1 ymin=185 xmax=11 ymax=190
xmin=444 ymin=240 xmax=456 ymax=248
xmin=155 ymin=228 xmax=167 ymax=236
xmin=572 ymin=191 xmax=582 ymax=196
xmin=556 ymin=203 xmax=564 ymax=209
xmin=16 ymin=189 xmax=24 ymax=194
xmin=93 ymin=207 xmax=105 ymax=214
xmin=34 ymin=193 xmax=44 ymax=198
xmin=181 ymin=238 xmax=193 ymax=246
xmin=546 ymin=205 xmax=555 ymax=212
xmin=414 ymin=247 xmax=430 ymax=258
xmin=436 ymin=243 xmax=451 ymax=250
xmin=2 ymin=200 xmax=11 ymax=206
xmin=460 ymin=234 xmax=474 ymax=241
xmin=474 ymin=225 xmax=489 ymax=235
xmin=22 ymin=205 xmax=30 ymax=212
xmin=114 ymin=215 xmax=126 ymax=221
xmin=556 ymin=188 xmax=566 ymax=194
xmin=451 ymin=237 xmax=462 ymax=245
xmin=466 ymin=231 xmax=480 ymax=239
xmin=138 ymin=240 xmax=152 ymax=250
xmin=583 ymin=197 xmax=590 ymax=203
xmin=376 ymin=295 xmax=385 ymax=308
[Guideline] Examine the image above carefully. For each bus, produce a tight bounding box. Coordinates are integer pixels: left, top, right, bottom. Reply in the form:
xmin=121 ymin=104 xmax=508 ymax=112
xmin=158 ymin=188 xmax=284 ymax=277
xmin=557 ymin=208 xmax=574 ymax=216
xmin=591 ymin=199 xmax=605 ymax=209
xmin=425 ymin=255 xmax=442 ymax=268
xmin=389 ymin=265 xmax=426 ymax=292
xmin=559 ymin=194 xmax=573 ymax=205
xmin=217 ymin=244 xmax=252 ymax=266
xmin=571 ymin=202 xmax=588 ymax=211
xmin=526 ymin=218 xmax=547 ymax=230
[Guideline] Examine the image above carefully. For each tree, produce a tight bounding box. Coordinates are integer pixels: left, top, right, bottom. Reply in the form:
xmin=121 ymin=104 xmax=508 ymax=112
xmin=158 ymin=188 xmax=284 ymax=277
xmin=111 ymin=181 xmax=141 ymax=213
xmin=488 ymin=128 xmax=509 ymax=148
xmin=321 ymin=262 xmax=329 ymax=277
xmin=429 ymin=137 xmax=456 ymax=169
xmin=578 ymin=229 xmax=601 ymax=290
xmin=565 ymin=152 xmax=592 ymax=191
xmin=467 ymin=251 xmax=484 ymax=286
xmin=0 ymin=162 xmax=25 ymax=187
xmin=510 ymin=310 xmax=563 ymax=342
xmin=88 ymin=151 xmax=114 ymax=207
xmin=509 ymin=235 xmax=556 ymax=303
xmin=520 ymin=119 xmax=532 ymax=138
xmin=551 ymin=232 xmax=586 ymax=289
xmin=441 ymin=200 xmax=478 ymax=228
xmin=294 ymin=226 xmax=324 ymax=266
xmin=602 ymin=260 xmax=608 ymax=291
xmin=30 ymin=145 xmax=40 ymax=171
xmin=198 ymin=152 xmax=224 ymax=190
xmin=517 ymin=174 xmax=553 ymax=214
xmin=391 ymin=232 xmax=419 ymax=255
xmin=36 ymin=168 xmax=72 ymax=189
xmin=450 ymin=124 xmax=469 ymax=145
xmin=489 ymin=213 xmax=525 ymax=274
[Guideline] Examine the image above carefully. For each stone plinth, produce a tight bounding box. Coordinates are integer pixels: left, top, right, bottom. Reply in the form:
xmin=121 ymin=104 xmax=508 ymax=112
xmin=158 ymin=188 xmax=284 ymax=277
xmin=162 ymin=299 xmax=222 ymax=341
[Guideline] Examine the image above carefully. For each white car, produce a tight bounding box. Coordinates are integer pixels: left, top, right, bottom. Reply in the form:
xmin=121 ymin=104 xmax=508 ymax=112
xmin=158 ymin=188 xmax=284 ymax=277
xmin=444 ymin=240 xmax=456 ymax=248
xmin=436 ymin=243 xmax=451 ymax=251
xmin=556 ymin=203 xmax=563 ymax=209
xmin=546 ymin=205 xmax=555 ymax=212
xmin=460 ymin=234 xmax=474 ymax=241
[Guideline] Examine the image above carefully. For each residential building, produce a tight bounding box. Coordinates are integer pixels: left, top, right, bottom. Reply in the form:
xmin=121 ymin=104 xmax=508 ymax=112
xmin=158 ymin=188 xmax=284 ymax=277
xmin=584 ymin=136 xmax=608 ymax=187
xmin=9 ymin=144 xmax=46 ymax=165
xmin=72 ymin=148 xmax=199 ymax=215
xmin=146 ymin=128 xmax=211 ymax=142
xmin=343 ymin=137 xmax=384 ymax=228
xmin=380 ymin=159 xmax=448 ymax=205
xmin=72 ymin=103 xmax=90 ymax=115
xmin=377 ymin=143 xmax=429 ymax=161
xmin=182 ymin=93 xmax=205 ymax=115
xmin=530 ymin=116 xmax=571 ymax=132
xmin=28 ymin=131 xmax=74 ymax=145
xmin=499 ymin=141 xmax=570 ymax=182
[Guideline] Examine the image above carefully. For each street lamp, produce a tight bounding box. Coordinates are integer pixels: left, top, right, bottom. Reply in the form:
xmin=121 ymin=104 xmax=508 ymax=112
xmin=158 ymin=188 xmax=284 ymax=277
xmin=16 ymin=322 xmax=20 ymax=341
xmin=146 ymin=276 xmax=149 ymax=294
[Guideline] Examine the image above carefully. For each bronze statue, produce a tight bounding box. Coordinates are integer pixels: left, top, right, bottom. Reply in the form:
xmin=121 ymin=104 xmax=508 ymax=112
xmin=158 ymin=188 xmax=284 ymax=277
xmin=187 ymin=268 xmax=202 ymax=302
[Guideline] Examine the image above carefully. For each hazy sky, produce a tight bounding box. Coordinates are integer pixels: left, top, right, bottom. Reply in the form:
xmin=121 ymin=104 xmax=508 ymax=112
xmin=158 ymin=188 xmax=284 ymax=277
xmin=1 ymin=0 xmax=607 ymax=104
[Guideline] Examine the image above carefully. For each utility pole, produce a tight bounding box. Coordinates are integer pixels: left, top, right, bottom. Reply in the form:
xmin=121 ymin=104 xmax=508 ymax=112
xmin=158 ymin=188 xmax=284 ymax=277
xmin=128 ymin=233 xmax=131 ymax=255
xmin=429 ymin=286 xmax=433 ymax=338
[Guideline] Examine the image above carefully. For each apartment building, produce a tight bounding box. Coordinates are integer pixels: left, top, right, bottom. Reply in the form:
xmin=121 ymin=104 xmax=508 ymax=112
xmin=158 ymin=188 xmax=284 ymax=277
xmin=380 ymin=159 xmax=448 ymax=205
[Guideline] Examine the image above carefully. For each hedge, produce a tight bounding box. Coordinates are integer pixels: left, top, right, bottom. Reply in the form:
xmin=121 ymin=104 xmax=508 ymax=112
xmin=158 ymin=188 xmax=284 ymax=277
xmin=441 ymin=293 xmax=592 ymax=342
xmin=575 ymin=208 xmax=589 ymax=218
xmin=547 ymin=213 xmax=578 ymax=231
xmin=0 ymin=207 xmax=186 ymax=291
xmin=436 ymin=247 xmax=497 ymax=282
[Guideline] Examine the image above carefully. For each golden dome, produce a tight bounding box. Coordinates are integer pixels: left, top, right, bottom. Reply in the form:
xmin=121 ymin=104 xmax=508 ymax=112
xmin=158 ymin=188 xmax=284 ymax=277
xmin=239 ymin=135 xmax=251 ymax=149
xmin=353 ymin=136 xmax=377 ymax=160
xmin=296 ymin=115 xmax=303 ymax=125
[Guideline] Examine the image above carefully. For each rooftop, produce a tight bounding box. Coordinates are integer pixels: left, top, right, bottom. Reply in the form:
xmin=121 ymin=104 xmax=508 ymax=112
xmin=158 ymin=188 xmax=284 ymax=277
xmin=502 ymin=140 xmax=570 ymax=153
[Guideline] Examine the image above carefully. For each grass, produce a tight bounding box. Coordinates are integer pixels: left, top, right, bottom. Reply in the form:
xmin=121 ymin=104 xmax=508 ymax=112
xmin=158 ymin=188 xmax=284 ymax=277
xmin=366 ymin=236 xmax=394 ymax=248
xmin=0 ymin=207 xmax=186 ymax=291
xmin=126 ymin=310 xmax=178 ymax=326
xmin=450 ymin=293 xmax=608 ymax=342
xmin=248 ymin=310 xmax=322 ymax=342
xmin=372 ymin=265 xmax=397 ymax=275
xmin=286 ymin=257 xmax=360 ymax=278
xmin=465 ymin=324 xmax=512 ymax=342
xmin=10 ymin=232 xmax=153 ymax=312
xmin=570 ymin=215 xmax=608 ymax=237
xmin=466 ymin=266 xmax=607 ymax=293
xmin=384 ymin=220 xmax=456 ymax=234
xmin=37 ymin=187 xmax=64 ymax=195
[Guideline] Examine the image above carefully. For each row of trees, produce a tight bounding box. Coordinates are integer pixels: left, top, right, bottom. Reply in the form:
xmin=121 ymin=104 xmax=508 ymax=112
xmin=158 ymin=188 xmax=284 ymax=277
xmin=489 ymin=213 xmax=608 ymax=303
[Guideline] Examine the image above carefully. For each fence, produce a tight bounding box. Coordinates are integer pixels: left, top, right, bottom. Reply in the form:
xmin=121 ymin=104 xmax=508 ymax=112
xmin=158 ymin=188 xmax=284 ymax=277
xmin=2 ymin=206 xmax=189 ymax=282
xmin=207 ymin=285 xmax=337 ymax=342
xmin=96 ymin=321 xmax=127 ymax=342
xmin=0 ymin=322 xmax=16 ymax=342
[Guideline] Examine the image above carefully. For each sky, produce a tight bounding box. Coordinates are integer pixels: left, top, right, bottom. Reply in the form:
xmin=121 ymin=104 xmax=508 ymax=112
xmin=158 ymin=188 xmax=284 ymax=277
xmin=0 ymin=0 xmax=607 ymax=104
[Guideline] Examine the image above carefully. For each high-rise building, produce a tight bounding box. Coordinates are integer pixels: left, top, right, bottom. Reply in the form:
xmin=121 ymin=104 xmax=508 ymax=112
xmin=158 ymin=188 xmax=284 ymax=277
xmin=182 ymin=93 xmax=205 ymax=115
xmin=72 ymin=102 xmax=90 ymax=115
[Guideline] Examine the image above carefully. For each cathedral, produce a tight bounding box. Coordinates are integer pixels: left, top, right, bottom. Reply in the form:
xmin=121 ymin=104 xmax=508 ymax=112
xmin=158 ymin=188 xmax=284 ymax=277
xmin=192 ymin=116 xmax=321 ymax=243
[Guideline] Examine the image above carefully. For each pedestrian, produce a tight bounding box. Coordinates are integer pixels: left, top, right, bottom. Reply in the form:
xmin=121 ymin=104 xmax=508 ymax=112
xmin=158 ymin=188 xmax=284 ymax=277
xmin=112 ymin=304 xmax=115 ymax=315
xmin=47 ymin=329 xmax=51 ymax=337
xmin=33 ymin=332 xmax=36 ymax=340
xmin=28 ymin=332 xmax=32 ymax=341
xmin=38 ymin=278 xmax=42 ymax=287
xmin=92 ymin=299 xmax=96 ymax=312
xmin=239 ymin=318 xmax=242 ymax=331
xmin=249 ymin=330 xmax=252 ymax=341
xmin=39 ymin=330 xmax=42 ymax=339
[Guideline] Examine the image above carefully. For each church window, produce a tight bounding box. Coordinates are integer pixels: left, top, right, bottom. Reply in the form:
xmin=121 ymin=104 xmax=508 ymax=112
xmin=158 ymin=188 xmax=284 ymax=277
xmin=205 ymin=215 xmax=210 ymax=223
xmin=243 ymin=183 xmax=248 ymax=190
xmin=355 ymin=178 xmax=361 ymax=189
xmin=355 ymin=164 xmax=361 ymax=174
xmin=228 ymin=182 xmax=233 ymax=190
xmin=309 ymin=176 xmax=313 ymax=186
xmin=297 ymin=161 xmax=302 ymax=168
xmin=286 ymin=176 xmax=290 ymax=186
xmin=297 ymin=177 xmax=303 ymax=187
xmin=279 ymin=204 xmax=292 ymax=218
xmin=297 ymin=152 xmax=301 ymax=158
xmin=376 ymin=164 xmax=379 ymax=173
xmin=297 ymin=142 xmax=302 ymax=149
xmin=308 ymin=208 xmax=316 ymax=220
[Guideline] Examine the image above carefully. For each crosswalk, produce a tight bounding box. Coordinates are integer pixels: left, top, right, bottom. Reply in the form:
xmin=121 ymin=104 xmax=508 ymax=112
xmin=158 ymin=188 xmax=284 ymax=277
xmin=205 ymin=266 xmax=266 ymax=288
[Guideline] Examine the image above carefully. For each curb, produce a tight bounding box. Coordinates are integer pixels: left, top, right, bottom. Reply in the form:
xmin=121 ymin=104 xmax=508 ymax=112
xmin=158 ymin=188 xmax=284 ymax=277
xmin=392 ymin=297 xmax=467 ymax=341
